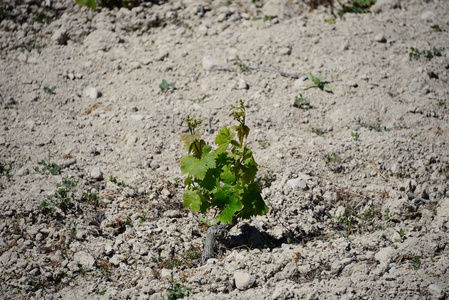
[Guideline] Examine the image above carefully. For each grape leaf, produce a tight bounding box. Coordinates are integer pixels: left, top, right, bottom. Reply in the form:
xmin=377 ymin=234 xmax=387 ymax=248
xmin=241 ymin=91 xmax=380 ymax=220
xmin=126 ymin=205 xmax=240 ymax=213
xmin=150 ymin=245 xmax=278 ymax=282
xmin=180 ymin=133 xmax=201 ymax=151
xmin=213 ymin=184 xmax=242 ymax=224
xmin=180 ymin=150 xmax=216 ymax=180
xmin=183 ymin=189 xmax=204 ymax=212
xmin=220 ymin=165 xmax=235 ymax=184
xmin=215 ymin=127 xmax=235 ymax=154
xmin=238 ymin=182 xmax=268 ymax=219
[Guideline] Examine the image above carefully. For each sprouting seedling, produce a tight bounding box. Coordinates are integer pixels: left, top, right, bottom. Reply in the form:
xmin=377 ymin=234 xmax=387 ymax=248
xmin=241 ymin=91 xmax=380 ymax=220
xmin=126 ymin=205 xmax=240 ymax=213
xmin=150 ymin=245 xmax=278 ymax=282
xmin=325 ymin=154 xmax=339 ymax=163
xmin=410 ymin=256 xmax=421 ymax=270
xmin=351 ymin=131 xmax=360 ymax=140
xmin=233 ymin=56 xmax=252 ymax=73
xmin=306 ymin=73 xmax=332 ymax=93
xmin=431 ymin=24 xmax=441 ymax=31
xmin=311 ymin=127 xmax=327 ymax=136
xmin=159 ymin=79 xmax=176 ymax=92
xmin=409 ymin=47 xmax=442 ymax=60
xmin=436 ymin=99 xmax=446 ymax=107
xmin=43 ymin=86 xmax=56 ymax=94
xmin=395 ymin=228 xmax=406 ymax=243
xmin=193 ymin=94 xmax=209 ymax=104
xmin=199 ymin=216 xmax=219 ymax=228
xmin=293 ymin=94 xmax=310 ymax=109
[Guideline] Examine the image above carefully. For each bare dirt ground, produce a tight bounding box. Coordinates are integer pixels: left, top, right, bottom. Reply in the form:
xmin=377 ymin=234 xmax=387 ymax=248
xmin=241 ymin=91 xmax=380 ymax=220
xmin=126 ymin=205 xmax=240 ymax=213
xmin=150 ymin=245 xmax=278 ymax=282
xmin=0 ymin=0 xmax=448 ymax=299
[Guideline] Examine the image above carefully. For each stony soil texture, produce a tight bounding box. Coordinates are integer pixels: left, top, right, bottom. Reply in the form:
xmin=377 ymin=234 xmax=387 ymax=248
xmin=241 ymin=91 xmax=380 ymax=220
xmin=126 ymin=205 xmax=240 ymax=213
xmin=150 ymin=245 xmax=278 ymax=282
xmin=0 ymin=0 xmax=448 ymax=299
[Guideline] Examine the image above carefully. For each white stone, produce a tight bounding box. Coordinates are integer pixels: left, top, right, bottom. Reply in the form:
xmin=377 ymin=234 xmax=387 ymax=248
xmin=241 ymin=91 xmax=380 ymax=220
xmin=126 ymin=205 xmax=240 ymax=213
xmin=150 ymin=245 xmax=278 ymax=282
xmin=374 ymin=34 xmax=387 ymax=43
xmin=409 ymin=82 xmax=424 ymax=92
xmin=73 ymin=251 xmax=95 ymax=271
xmin=238 ymin=77 xmax=249 ymax=90
xmin=131 ymin=114 xmax=145 ymax=121
xmin=421 ymin=11 xmax=436 ymax=22
xmin=262 ymin=0 xmax=295 ymax=19
xmin=374 ymin=247 xmax=396 ymax=265
xmin=51 ymin=27 xmax=68 ymax=45
xmin=286 ymin=178 xmax=307 ymax=191
xmin=202 ymin=56 xmax=220 ymax=70
xmin=428 ymin=284 xmax=444 ymax=299
xmin=234 ymin=271 xmax=255 ymax=290
xmin=160 ymin=268 xmax=173 ymax=279
xmin=84 ymin=87 xmax=101 ymax=99
xmin=90 ymin=167 xmax=103 ymax=180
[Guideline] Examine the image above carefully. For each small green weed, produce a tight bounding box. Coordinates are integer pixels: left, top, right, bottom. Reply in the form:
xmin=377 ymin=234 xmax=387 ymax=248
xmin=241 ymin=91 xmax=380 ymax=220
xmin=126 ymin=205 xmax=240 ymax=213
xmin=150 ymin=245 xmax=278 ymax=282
xmin=395 ymin=228 xmax=406 ymax=243
xmin=192 ymin=94 xmax=209 ymax=104
xmin=436 ymin=99 xmax=446 ymax=107
xmin=138 ymin=212 xmax=147 ymax=226
xmin=76 ymin=0 xmax=97 ymax=9
xmin=36 ymin=152 xmax=60 ymax=175
xmin=82 ymin=192 xmax=101 ymax=206
xmin=165 ymin=277 xmax=190 ymax=300
xmin=334 ymin=0 xmax=375 ymax=17
xmin=311 ymin=127 xmax=327 ymax=136
xmin=0 ymin=161 xmax=13 ymax=178
xmin=21 ymin=44 xmax=42 ymax=53
xmin=43 ymin=86 xmax=56 ymax=94
xmin=30 ymin=12 xmax=52 ymax=25
xmin=263 ymin=16 xmax=272 ymax=22
xmin=410 ymin=256 xmax=421 ymax=270
xmin=257 ymin=139 xmax=269 ymax=148
xmin=109 ymin=175 xmax=133 ymax=189
xmin=351 ymin=131 xmax=360 ymax=140
xmin=39 ymin=178 xmax=77 ymax=214
xmin=159 ymin=79 xmax=176 ymax=92
xmin=325 ymin=154 xmax=339 ymax=163
xmin=384 ymin=208 xmax=390 ymax=221
xmin=257 ymin=170 xmax=276 ymax=189
xmin=409 ymin=47 xmax=442 ymax=60
xmin=431 ymin=24 xmax=441 ymax=31
xmin=70 ymin=222 xmax=77 ymax=241
xmin=306 ymin=73 xmax=332 ymax=93
xmin=99 ymin=266 xmax=111 ymax=279
xmin=253 ymin=0 xmax=263 ymax=8
xmin=233 ymin=56 xmax=251 ymax=73
xmin=96 ymin=289 xmax=107 ymax=295
xmin=293 ymin=94 xmax=310 ymax=109
xmin=355 ymin=117 xmax=389 ymax=132
xmin=325 ymin=18 xmax=336 ymax=24
xmin=334 ymin=213 xmax=355 ymax=238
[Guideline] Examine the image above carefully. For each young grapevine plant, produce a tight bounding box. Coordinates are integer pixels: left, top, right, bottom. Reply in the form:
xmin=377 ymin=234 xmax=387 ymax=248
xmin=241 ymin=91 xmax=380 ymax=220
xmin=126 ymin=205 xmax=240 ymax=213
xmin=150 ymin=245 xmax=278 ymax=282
xmin=180 ymin=100 xmax=268 ymax=225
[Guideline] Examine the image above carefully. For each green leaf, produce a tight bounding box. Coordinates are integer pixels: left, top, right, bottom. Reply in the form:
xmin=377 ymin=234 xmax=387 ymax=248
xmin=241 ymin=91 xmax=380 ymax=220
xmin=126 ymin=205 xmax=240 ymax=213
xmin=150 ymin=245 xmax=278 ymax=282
xmin=180 ymin=150 xmax=216 ymax=180
xmin=180 ymin=133 xmax=201 ymax=150
xmin=213 ymin=184 xmax=242 ymax=224
xmin=76 ymin=0 xmax=96 ymax=9
xmin=215 ymin=127 xmax=235 ymax=154
xmin=183 ymin=189 xmax=203 ymax=212
xmin=220 ymin=165 xmax=235 ymax=184
xmin=238 ymin=182 xmax=268 ymax=219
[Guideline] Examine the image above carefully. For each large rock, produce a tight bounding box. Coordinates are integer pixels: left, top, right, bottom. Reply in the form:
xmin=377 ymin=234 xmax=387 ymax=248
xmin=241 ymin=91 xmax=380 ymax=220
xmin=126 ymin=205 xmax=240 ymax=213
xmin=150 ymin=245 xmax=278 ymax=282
xmin=73 ymin=251 xmax=95 ymax=271
xmin=84 ymin=30 xmax=120 ymax=53
xmin=234 ymin=271 xmax=255 ymax=290
xmin=262 ymin=0 xmax=295 ymax=19
xmin=371 ymin=0 xmax=401 ymax=13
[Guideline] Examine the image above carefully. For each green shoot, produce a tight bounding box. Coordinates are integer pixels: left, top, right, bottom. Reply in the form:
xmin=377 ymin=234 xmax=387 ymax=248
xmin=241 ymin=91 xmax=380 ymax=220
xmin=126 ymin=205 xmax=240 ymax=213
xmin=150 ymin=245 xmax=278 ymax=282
xmin=431 ymin=24 xmax=441 ymax=31
xmin=410 ymin=256 xmax=421 ymax=270
xmin=192 ymin=94 xmax=209 ymax=104
xmin=159 ymin=79 xmax=176 ymax=92
xmin=180 ymin=99 xmax=268 ymax=224
xmin=306 ymin=73 xmax=332 ymax=93
xmin=311 ymin=127 xmax=327 ymax=136
xmin=351 ymin=131 xmax=360 ymax=140
xmin=43 ymin=86 xmax=56 ymax=95
xmin=293 ymin=94 xmax=310 ymax=109
xmin=233 ymin=56 xmax=252 ymax=73
xmin=395 ymin=228 xmax=406 ymax=243
xmin=325 ymin=154 xmax=339 ymax=163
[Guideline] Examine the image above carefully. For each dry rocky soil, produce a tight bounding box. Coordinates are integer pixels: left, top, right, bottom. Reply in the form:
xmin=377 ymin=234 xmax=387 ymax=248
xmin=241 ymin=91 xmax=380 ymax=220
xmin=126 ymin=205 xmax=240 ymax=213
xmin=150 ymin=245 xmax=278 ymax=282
xmin=0 ymin=0 xmax=448 ymax=299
